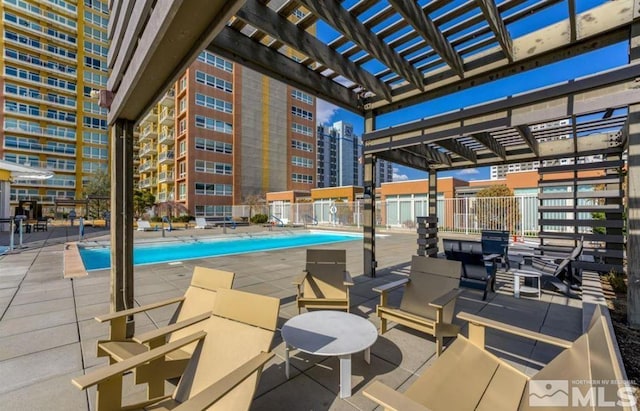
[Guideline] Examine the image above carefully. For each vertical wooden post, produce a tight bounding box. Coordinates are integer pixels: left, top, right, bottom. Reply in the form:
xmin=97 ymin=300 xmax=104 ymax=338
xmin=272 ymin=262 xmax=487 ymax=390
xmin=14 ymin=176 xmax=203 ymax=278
xmin=627 ymin=19 xmax=640 ymax=329
xmin=363 ymin=111 xmax=377 ymax=277
xmin=110 ymin=119 xmax=135 ymax=338
xmin=428 ymin=169 xmax=438 ymax=255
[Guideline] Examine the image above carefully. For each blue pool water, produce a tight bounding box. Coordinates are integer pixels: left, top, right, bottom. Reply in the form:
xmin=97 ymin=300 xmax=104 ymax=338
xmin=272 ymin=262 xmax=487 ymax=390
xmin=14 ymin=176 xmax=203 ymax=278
xmin=79 ymin=231 xmax=361 ymax=270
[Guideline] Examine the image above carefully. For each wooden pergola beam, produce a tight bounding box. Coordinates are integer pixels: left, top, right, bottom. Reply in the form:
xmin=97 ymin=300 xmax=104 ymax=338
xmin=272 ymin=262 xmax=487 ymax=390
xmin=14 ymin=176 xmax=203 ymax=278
xmin=236 ymin=0 xmax=392 ymax=101
xmin=472 ymin=132 xmax=507 ymax=159
xmin=437 ymin=138 xmax=478 ymax=163
xmin=474 ymin=0 xmax=513 ymax=61
xmin=515 ymin=125 xmax=540 ymax=156
xmin=297 ymin=0 xmax=425 ymax=91
xmin=405 ymin=144 xmax=452 ymax=166
xmin=389 ymin=0 xmax=465 ymax=77
xmin=209 ymin=27 xmax=363 ymax=113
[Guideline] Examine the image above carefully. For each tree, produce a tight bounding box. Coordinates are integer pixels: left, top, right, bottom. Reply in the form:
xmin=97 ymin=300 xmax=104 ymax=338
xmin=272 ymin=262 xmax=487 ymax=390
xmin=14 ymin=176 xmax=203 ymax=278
xmin=474 ymin=185 xmax=520 ymax=232
xmin=83 ymin=168 xmax=110 ymax=218
xmin=155 ymin=200 xmax=188 ymax=220
xmin=242 ymin=193 xmax=266 ymax=220
xmin=133 ymin=190 xmax=155 ymax=218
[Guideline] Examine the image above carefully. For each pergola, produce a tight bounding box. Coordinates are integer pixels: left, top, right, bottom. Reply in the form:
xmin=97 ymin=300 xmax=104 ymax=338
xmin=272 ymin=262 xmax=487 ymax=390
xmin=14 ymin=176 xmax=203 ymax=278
xmin=103 ymin=0 xmax=640 ymax=333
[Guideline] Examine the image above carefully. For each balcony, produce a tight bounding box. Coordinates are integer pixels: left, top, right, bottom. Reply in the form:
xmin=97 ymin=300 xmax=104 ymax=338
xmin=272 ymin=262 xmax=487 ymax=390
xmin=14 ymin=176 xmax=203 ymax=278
xmin=158 ymin=150 xmax=174 ymax=165
xmin=4 ymin=140 xmax=76 ymax=156
xmin=140 ymin=109 xmax=158 ymax=126
xmin=160 ymin=89 xmax=175 ymax=107
xmin=9 ymin=194 xmax=56 ymax=204
xmin=138 ymin=178 xmax=156 ymax=189
xmin=140 ymin=144 xmax=157 ymax=158
xmin=159 ymin=108 xmax=174 ymax=126
xmin=138 ymin=161 xmax=157 ymax=173
xmin=157 ymin=171 xmax=174 ymax=184
xmin=158 ymin=131 xmax=175 ymax=146
xmin=139 ymin=123 xmax=158 ymax=143
xmin=157 ymin=191 xmax=175 ymax=203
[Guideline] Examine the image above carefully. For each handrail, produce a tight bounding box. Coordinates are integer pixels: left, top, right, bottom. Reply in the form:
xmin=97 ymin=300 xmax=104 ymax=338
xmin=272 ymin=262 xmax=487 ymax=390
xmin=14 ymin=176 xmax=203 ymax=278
xmin=269 ymin=215 xmax=284 ymax=227
xmin=304 ymin=214 xmax=318 ymax=225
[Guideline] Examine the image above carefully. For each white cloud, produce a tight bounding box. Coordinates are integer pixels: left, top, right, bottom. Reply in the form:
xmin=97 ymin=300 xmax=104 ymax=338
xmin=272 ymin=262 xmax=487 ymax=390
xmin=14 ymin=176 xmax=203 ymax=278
xmin=393 ymin=167 xmax=409 ymax=181
xmin=316 ymin=100 xmax=339 ymax=125
xmin=457 ymin=168 xmax=480 ymax=175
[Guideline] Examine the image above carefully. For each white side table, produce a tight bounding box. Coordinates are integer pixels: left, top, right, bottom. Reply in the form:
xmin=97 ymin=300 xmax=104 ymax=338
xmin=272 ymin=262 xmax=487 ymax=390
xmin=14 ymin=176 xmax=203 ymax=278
xmin=281 ymin=311 xmax=378 ymax=398
xmin=513 ymin=270 xmax=542 ymax=299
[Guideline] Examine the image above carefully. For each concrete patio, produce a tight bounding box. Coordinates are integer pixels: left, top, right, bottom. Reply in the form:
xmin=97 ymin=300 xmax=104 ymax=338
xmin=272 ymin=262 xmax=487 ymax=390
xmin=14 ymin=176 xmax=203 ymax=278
xmin=0 ymin=226 xmax=585 ymax=410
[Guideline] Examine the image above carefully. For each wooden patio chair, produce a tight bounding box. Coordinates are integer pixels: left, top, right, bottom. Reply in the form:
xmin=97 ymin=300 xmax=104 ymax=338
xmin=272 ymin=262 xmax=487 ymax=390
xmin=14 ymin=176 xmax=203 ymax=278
xmin=293 ymin=249 xmax=353 ymax=313
xmin=95 ymin=267 xmax=234 ymax=399
xmin=73 ymin=288 xmax=280 ymax=411
xmin=364 ymin=305 xmax=632 ymax=411
xmin=373 ymin=256 xmax=462 ymax=356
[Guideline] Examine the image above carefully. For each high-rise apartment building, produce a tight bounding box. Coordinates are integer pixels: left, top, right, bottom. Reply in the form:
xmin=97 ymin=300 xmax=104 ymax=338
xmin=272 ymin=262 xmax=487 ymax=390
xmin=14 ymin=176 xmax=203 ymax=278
xmin=1 ymin=0 xmax=110 ymax=213
xmin=490 ymin=119 xmax=603 ymax=180
xmin=137 ymin=50 xmax=316 ymax=217
xmin=317 ymin=121 xmax=361 ymax=188
xmin=316 ymin=121 xmax=393 ymax=188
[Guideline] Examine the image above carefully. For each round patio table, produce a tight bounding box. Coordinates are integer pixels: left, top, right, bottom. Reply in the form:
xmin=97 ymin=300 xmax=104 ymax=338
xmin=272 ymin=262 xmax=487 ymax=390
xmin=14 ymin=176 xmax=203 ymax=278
xmin=281 ymin=310 xmax=378 ymax=398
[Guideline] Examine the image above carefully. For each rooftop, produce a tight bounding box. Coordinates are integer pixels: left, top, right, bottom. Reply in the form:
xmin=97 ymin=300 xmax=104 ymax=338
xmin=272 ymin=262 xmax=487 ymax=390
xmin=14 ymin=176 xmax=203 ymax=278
xmin=0 ymin=226 xmax=593 ymax=410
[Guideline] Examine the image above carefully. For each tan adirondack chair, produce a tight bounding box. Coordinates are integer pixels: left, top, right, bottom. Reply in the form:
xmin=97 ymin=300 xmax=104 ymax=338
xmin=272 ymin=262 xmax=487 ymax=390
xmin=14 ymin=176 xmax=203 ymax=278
xmin=364 ymin=305 xmax=633 ymax=411
xmin=374 ymin=256 xmax=462 ymax=356
xmin=95 ymin=266 xmax=235 ymax=398
xmin=73 ymin=288 xmax=280 ymax=411
xmin=293 ymin=249 xmax=353 ymax=313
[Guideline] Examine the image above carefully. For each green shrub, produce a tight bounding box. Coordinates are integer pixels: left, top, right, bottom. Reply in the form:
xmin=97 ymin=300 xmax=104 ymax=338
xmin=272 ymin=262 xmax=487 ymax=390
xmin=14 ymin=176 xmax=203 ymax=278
xmin=251 ymin=214 xmax=269 ymax=224
xmin=150 ymin=216 xmax=163 ymax=223
xmin=605 ymin=270 xmax=627 ymax=294
xmin=172 ymin=215 xmax=192 ymax=223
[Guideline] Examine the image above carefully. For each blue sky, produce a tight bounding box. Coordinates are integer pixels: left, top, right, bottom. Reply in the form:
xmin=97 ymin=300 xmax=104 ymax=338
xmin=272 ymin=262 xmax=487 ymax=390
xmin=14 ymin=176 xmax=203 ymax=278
xmin=315 ymin=1 xmax=628 ymax=182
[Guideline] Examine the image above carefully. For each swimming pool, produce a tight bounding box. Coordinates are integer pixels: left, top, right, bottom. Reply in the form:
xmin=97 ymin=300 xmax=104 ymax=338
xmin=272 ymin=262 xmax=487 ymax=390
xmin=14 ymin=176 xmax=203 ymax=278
xmin=78 ymin=231 xmax=361 ymax=270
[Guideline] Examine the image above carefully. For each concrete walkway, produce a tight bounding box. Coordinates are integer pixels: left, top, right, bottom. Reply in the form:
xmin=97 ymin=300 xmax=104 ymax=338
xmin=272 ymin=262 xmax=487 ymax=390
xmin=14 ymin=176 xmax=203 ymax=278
xmin=0 ymin=226 xmax=583 ymax=410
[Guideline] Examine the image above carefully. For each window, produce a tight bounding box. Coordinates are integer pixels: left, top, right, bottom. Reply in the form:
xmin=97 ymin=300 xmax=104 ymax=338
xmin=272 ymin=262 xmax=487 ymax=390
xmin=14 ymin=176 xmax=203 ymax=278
xmin=178 ymin=140 xmax=187 ymax=157
xmin=195 ymin=183 xmax=232 ymax=196
xmin=194 ymin=137 xmax=232 ymax=154
xmin=178 ymin=119 xmax=187 ymax=135
xmin=179 ymin=183 xmax=186 ymax=200
xmin=195 ymin=160 xmax=232 ymax=175
xmin=178 ymin=97 xmax=186 ymax=113
xmin=292 ymin=173 xmax=313 ymax=184
xmin=195 ymin=71 xmax=232 ymax=93
xmin=179 ymin=76 xmax=187 ymax=92
xmin=292 ymin=140 xmax=314 ymax=152
xmin=83 ymin=116 xmax=107 ymax=130
xmin=195 ymin=205 xmax=232 ymax=217
xmin=195 ymin=93 xmax=232 ymax=114
xmin=291 ymin=90 xmax=313 ymax=105
xmin=178 ymin=162 xmax=186 ymax=178
xmin=83 ymin=146 xmax=107 ymax=159
xmin=197 ymin=51 xmax=233 ymax=72
xmin=194 ymin=115 xmax=232 ymax=134
xmin=83 ymin=131 xmax=107 ymax=145
xmin=292 ymin=123 xmax=313 ymax=137
xmin=291 ymin=106 xmax=313 ymax=120
xmin=292 ymin=156 xmax=313 ymax=168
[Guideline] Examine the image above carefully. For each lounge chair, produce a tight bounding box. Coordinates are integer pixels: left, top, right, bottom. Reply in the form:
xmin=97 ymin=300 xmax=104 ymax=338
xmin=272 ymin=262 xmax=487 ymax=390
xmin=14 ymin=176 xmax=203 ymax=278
xmin=95 ymin=267 xmax=234 ymax=399
xmin=364 ymin=305 xmax=632 ymax=411
xmin=517 ymin=239 xmax=583 ymax=296
xmin=373 ymin=256 xmax=462 ymax=356
xmin=481 ymin=229 xmax=510 ymax=270
xmin=73 ymin=288 xmax=280 ymax=411
xmin=293 ymin=249 xmax=353 ymax=313
xmin=443 ymin=238 xmax=499 ymax=300
xmin=194 ymin=217 xmax=214 ymax=229
xmin=136 ymin=220 xmax=155 ymax=231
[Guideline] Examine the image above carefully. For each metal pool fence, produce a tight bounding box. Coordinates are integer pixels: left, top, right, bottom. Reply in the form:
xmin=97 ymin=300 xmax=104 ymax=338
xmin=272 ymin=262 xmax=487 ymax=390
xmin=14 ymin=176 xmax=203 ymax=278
xmin=224 ymin=195 xmax=548 ymax=238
